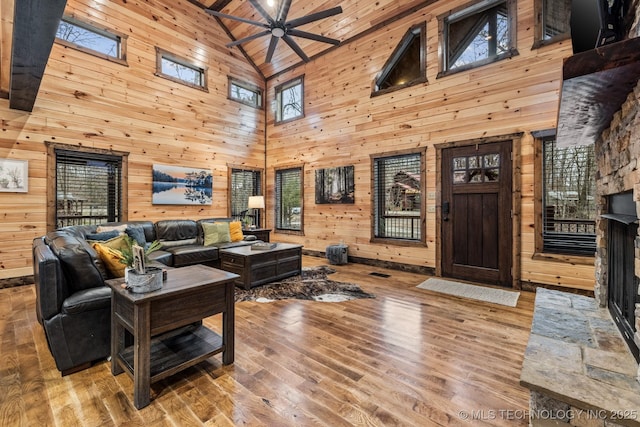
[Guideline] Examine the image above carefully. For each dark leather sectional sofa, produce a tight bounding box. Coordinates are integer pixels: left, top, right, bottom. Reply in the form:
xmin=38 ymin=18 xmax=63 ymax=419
xmin=32 ymin=218 xmax=255 ymax=375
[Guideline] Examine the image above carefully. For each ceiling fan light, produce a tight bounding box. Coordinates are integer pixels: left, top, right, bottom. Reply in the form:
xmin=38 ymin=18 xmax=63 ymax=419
xmin=271 ymin=27 xmax=285 ymax=38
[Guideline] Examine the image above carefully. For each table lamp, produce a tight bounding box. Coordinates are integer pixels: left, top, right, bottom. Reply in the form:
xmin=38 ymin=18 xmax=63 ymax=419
xmin=247 ymin=195 xmax=265 ymax=228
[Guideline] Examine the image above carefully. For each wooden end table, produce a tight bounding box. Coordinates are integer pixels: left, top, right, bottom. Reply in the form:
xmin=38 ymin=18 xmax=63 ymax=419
xmin=106 ymin=264 xmax=239 ymax=409
xmin=242 ymin=228 xmax=271 ymax=242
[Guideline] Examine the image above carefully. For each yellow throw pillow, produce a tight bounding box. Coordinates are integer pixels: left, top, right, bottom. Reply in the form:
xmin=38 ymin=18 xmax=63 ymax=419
xmin=202 ymin=222 xmax=231 ymax=246
xmin=100 ymin=234 xmax=129 ymax=252
xmin=229 ymin=221 xmax=244 ymax=242
xmin=92 ymin=242 xmax=126 ymax=278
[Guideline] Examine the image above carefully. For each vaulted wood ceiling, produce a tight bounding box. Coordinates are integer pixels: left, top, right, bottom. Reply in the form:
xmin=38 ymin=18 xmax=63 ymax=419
xmin=191 ymin=0 xmax=432 ymax=79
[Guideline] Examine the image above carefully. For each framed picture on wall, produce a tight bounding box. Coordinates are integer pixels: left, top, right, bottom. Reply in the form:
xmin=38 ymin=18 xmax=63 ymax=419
xmin=152 ymin=164 xmax=213 ymax=205
xmin=315 ymin=165 xmax=355 ymax=204
xmin=0 ymin=159 xmax=28 ymax=193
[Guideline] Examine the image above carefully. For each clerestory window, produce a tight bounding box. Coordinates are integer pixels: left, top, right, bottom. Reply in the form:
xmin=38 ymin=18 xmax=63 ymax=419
xmin=156 ymin=48 xmax=207 ymax=91
xmin=439 ymin=0 xmax=517 ymax=75
xmin=55 ymin=16 xmax=127 ymax=65
xmin=533 ymin=0 xmax=571 ymax=47
xmin=228 ymin=77 xmax=263 ymax=109
xmin=373 ymin=23 xmax=426 ymax=96
xmin=275 ymin=76 xmax=304 ymax=124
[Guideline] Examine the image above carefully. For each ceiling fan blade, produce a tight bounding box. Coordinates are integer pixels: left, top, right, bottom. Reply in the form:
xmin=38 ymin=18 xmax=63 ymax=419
xmin=286 ymin=6 xmax=343 ymax=29
xmin=206 ymin=9 xmax=268 ymax=28
xmin=265 ymin=36 xmax=279 ymax=63
xmin=282 ymin=35 xmax=310 ymax=62
xmin=227 ymin=30 xmax=271 ymax=47
xmin=277 ymin=0 xmax=293 ymax=22
xmin=248 ymin=0 xmax=275 ymax=25
xmin=287 ymin=29 xmax=340 ymax=45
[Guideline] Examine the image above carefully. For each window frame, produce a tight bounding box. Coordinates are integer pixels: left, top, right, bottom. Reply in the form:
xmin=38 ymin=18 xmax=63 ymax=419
xmin=228 ymin=165 xmax=264 ymax=227
xmin=155 ymin=47 xmax=208 ymax=91
xmin=274 ymin=75 xmax=304 ymax=125
xmin=47 ymin=143 xmax=128 ymax=231
xmin=274 ymin=165 xmax=304 ymax=235
xmin=228 ymin=77 xmax=263 ymax=109
xmin=372 ymin=23 xmax=427 ymax=97
xmin=55 ymin=16 xmax=128 ymax=66
xmin=532 ymin=0 xmax=571 ymax=49
xmin=370 ymin=148 xmax=426 ymax=246
xmin=533 ymin=130 xmax=596 ymax=262
xmin=437 ymin=0 xmax=518 ymax=78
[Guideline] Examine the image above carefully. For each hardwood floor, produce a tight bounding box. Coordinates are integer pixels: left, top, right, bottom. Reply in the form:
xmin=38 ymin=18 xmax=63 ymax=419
xmin=0 ymin=256 xmax=535 ymax=426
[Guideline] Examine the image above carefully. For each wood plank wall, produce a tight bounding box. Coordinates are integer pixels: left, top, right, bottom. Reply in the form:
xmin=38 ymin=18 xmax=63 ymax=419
xmin=264 ymin=0 xmax=596 ymax=291
xmin=0 ymin=0 xmax=265 ymax=280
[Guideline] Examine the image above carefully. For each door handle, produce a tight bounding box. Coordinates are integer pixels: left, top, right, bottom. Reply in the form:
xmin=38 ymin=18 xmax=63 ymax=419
xmin=443 ymin=201 xmax=450 ymax=221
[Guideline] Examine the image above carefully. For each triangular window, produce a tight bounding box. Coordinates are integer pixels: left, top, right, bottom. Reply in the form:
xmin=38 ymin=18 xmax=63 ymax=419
xmin=373 ymin=23 xmax=426 ymax=95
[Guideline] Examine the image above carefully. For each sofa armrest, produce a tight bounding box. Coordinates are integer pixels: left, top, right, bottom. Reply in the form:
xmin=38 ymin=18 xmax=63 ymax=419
xmin=62 ymin=286 xmax=112 ymax=315
xmin=33 ymin=237 xmax=67 ymax=323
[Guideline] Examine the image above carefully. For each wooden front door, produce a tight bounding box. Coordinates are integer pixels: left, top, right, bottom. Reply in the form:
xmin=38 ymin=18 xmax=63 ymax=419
xmin=441 ymin=141 xmax=512 ymax=287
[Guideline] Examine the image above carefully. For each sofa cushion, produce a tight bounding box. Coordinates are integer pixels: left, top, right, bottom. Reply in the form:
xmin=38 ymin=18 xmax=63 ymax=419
xmin=229 ymin=221 xmax=244 ymax=242
xmin=62 ymin=286 xmax=112 ymax=315
xmin=202 ymin=222 xmax=231 ymax=246
xmin=147 ymin=250 xmax=173 ymax=266
xmin=155 ymin=219 xmax=199 ymax=241
xmin=91 ymin=243 xmax=126 ymax=278
xmin=166 ymin=245 xmax=218 ymax=267
xmin=46 ymin=231 xmax=105 ymax=293
xmin=99 ymin=234 xmax=129 ymax=252
xmin=85 ymin=230 xmax=120 ymax=241
xmin=125 ymin=225 xmax=147 ymax=246
xmin=96 ymin=224 xmax=128 ymax=234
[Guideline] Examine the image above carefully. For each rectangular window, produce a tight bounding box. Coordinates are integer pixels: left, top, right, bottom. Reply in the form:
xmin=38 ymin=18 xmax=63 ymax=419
xmin=228 ymin=77 xmax=263 ymax=108
xmin=440 ymin=0 xmax=516 ymax=74
xmin=230 ymin=168 xmax=263 ymax=227
xmin=55 ymin=149 xmax=123 ymax=228
xmin=275 ymin=167 xmax=303 ymax=232
xmin=533 ymin=0 xmax=571 ymax=46
xmin=275 ymin=76 xmax=304 ymax=124
xmin=372 ymin=151 xmax=424 ymax=241
xmin=55 ymin=17 xmax=126 ymax=64
xmin=541 ymin=138 xmax=596 ymax=256
xmin=156 ymin=48 xmax=207 ymax=90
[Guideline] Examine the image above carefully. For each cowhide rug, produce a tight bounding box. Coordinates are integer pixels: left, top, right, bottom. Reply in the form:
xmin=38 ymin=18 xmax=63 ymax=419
xmin=234 ymin=265 xmax=376 ymax=303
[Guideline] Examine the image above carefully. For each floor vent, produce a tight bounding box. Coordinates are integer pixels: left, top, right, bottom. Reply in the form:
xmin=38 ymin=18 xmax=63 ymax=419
xmin=369 ymin=272 xmax=391 ymax=278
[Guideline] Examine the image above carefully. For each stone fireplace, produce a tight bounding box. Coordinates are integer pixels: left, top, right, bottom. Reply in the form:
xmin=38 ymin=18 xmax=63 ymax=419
xmin=595 ymin=80 xmax=640 ymax=370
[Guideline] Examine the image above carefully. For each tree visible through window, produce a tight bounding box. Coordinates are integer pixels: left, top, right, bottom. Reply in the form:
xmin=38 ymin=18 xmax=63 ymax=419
xmin=55 ymin=149 xmax=123 ymax=228
xmin=372 ymin=152 xmax=423 ymax=241
xmin=156 ymin=48 xmax=207 ymax=90
xmin=230 ymin=168 xmax=262 ymax=227
xmin=275 ymin=167 xmax=302 ymax=231
xmin=275 ymin=76 xmax=304 ymax=123
xmin=229 ymin=77 xmax=263 ymax=108
xmin=542 ymin=139 xmax=596 ymax=255
xmin=441 ymin=0 xmax=515 ymax=72
xmin=56 ymin=17 xmax=125 ymax=61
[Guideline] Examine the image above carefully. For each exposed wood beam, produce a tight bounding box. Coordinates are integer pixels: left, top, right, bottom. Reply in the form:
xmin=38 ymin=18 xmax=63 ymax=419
xmin=10 ymin=0 xmax=67 ymax=112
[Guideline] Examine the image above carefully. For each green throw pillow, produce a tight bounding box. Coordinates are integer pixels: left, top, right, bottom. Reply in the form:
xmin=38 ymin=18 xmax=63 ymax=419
xmin=202 ymin=222 xmax=231 ymax=246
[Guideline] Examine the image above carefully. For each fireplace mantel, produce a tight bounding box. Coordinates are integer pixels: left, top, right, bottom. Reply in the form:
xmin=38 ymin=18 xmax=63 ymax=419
xmin=556 ymin=37 xmax=640 ymax=148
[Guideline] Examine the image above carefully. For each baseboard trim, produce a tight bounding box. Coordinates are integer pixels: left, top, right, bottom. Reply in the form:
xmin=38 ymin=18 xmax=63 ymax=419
xmin=303 ymin=249 xmax=436 ymax=276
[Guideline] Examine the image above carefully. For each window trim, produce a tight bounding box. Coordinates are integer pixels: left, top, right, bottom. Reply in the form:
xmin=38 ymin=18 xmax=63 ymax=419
xmin=46 ymin=142 xmax=129 ymax=232
xmin=228 ymin=165 xmax=264 ymax=227
xmin=371 ymin=23 xmax=427 ymax=97
xmin=532 ymin=0 xmax=571 ymax=49
xmin=437 ymin=0 xmax=518 ymax=78
xmin=274 ymin=164 xmax=304 ymax=235
xmin=533 ymin=130 xmax=596 ymax=262
xmin=155 ymin=47 xmax=208 ymax=91
xmin=274 ymin=75 xmax=304 ymax=125
xmin=370 ymin=148 xmax=427 ymax=246
xmin=55 ymin=16 xmax=128 ymax=66
xmin=228 ymin=77 xmax=263 ymax=109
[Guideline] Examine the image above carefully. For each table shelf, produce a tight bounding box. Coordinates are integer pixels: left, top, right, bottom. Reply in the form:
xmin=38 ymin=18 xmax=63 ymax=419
xmin=118 ymin=324 xmax=223 ymax=382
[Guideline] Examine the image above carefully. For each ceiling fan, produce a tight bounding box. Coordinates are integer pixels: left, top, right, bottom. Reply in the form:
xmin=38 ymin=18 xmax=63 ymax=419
xmin=207 ymin=0 xmax=343 ymax=63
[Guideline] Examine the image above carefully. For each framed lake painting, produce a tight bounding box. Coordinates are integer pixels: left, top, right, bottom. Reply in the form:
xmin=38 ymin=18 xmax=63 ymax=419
xmin=152 ymin=164 xmax=212 ymax=205
xmin=315 ymin=165 xmax=354 ymax=204
xmin=0 ymin=159 xmax=28 ymax=193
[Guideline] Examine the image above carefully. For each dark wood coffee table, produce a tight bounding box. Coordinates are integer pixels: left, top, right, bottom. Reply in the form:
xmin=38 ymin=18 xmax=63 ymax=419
xmin=106 ymin=264 xmax=239 ymax=409
xmin=220 ymin=242 xmax=302 ymax=290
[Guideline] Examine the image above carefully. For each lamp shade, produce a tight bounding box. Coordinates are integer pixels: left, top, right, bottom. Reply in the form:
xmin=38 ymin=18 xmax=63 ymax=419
xmin=247 ymin=195 xmax=265 ymax=209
